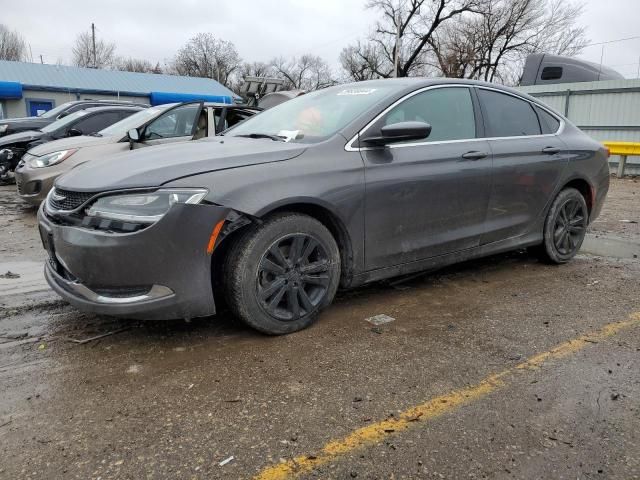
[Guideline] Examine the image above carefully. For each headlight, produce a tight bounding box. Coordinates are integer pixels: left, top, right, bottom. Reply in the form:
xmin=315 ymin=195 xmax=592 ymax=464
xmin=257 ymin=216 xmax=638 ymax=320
xmin=85 ymin=189 xmax=208 ymax=224
xmin=28 ymin=149 xmax=77 ymax=168
xmin=0 ymin=125 xmax=8 ymax=134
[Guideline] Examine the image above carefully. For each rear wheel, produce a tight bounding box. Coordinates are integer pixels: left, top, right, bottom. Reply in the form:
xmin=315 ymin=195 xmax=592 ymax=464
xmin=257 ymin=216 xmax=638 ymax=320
xmin=538 ymin=187 xmax=588 ymax=264
xmin=224 ymin=213 xmax=340 ymax=335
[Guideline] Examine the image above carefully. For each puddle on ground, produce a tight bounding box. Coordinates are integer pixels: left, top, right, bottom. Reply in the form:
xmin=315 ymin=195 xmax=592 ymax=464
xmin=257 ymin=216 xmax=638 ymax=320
xmin=581 ymin=234 xmax=640 ymax=259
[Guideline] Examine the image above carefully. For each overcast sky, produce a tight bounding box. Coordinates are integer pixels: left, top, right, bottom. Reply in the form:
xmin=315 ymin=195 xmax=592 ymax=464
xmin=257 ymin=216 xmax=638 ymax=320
xmin=1 ymin=0 xmax=639 ymax=78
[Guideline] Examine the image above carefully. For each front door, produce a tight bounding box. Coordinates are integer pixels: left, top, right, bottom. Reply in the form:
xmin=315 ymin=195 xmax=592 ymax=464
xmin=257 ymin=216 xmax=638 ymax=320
xmin=362 ymin=86 xmax=493 ymax=271
xmin=138 ymin=102 xmax=203 ymax=148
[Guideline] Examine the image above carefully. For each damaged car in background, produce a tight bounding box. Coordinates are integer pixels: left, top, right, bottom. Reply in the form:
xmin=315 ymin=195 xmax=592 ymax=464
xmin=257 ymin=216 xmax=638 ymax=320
xmin=38 ymin=78 xmax=609 ymax=335
xmin=15 ymin=101 xmax=259 ymax=204
xmin=0 ymin=105 xmax=144 ymax=185
xmin=0 ymin=99 xmax=150 ymax=137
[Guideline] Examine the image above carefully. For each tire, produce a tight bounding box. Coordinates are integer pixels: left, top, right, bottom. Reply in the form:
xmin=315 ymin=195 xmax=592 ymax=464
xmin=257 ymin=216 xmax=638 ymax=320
xmin=538 ymin=187 xmax=588 ymax=264
xmin=223 ymin=213 xmax=341 ymax=335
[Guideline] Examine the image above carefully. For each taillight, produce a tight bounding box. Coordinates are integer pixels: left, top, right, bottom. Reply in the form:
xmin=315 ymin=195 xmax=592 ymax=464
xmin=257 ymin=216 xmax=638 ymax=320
xmin=604 ymin=147 xmax=610 ymax=159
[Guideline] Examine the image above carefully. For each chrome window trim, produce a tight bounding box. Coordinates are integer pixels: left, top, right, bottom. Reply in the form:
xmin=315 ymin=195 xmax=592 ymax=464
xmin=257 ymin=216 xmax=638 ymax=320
xmin=345 ymin=84 xmax=565 ymax=152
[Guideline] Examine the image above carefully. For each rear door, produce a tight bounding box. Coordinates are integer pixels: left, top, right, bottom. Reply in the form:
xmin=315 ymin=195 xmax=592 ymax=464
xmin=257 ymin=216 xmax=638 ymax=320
xmin=138 ymin=102 xmax=203 ymax=147
xmin=362 ymin=85 xmax=493 ymax=270
xmin=476 ymin=88 xmax=568 ymax=244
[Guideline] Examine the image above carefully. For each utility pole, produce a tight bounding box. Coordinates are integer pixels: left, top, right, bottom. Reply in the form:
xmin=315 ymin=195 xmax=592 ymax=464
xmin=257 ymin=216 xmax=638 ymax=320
xmin=394 ymin=10 xmax=402 ymax=77
xmin=91 ymin=23 xmax=97 ymax=68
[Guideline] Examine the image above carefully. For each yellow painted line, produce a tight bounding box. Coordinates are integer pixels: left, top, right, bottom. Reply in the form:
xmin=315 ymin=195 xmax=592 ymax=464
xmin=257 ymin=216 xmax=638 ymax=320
xmin=254 ymin=312 xmax=640 ymax=480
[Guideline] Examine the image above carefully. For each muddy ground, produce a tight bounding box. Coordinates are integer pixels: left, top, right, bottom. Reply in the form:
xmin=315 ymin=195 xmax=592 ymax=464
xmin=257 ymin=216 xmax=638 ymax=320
xmin=0 ymin=179 xmax=639 ymax=480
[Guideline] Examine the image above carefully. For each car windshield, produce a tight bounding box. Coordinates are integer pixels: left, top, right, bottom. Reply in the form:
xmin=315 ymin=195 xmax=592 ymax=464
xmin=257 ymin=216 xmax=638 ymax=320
xmin=38 ymin=102 xmax=74 ymax=119
xmin=98 ymin=104 xmax=175 ymax=137
xmin=40 ymin=110 xmax=90 ymax=133
xmin=227 ymin=85 xmax=394 ymax=143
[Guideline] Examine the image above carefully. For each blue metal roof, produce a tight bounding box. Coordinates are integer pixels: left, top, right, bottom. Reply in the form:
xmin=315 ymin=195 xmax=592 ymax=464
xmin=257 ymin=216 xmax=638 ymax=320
xmin=0 ymin=60 xmax=238 ymax=99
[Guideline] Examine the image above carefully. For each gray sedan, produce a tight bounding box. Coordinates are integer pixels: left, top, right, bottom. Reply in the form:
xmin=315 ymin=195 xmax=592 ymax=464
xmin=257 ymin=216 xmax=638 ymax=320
xmin=38 ymin=78 xmax=609 ymax=334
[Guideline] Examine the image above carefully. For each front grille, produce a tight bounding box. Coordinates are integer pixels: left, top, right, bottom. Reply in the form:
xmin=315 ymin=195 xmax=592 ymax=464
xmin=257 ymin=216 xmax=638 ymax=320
xmin=49 ymin=188 xmax=97 ymax=211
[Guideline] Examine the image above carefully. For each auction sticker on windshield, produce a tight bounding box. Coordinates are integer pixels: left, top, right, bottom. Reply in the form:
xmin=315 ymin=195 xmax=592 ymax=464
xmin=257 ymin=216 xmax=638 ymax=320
xmin=337 ymin=88 xmax=377 ymax=96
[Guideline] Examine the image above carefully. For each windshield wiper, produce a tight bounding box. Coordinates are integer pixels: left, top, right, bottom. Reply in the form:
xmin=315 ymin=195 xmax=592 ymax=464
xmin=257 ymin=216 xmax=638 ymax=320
xmin=236 ymin=133 xmax=286 ymax=142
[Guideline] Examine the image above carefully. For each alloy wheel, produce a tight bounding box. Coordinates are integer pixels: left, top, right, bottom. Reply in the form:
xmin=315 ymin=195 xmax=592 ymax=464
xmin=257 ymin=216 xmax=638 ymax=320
xmin=553 ymin=198 xmax=587 ymax=256
xmin=256 ymin=234 xmax=331 ymax=322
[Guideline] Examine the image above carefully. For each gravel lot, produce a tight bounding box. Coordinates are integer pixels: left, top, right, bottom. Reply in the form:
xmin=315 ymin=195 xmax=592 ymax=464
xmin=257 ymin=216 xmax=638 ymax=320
xmin=0 ymin=178 xmax=638 ymax=479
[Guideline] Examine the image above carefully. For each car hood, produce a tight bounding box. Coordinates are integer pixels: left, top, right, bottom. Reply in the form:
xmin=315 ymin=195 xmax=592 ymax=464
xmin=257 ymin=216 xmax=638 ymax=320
xmin=56 ymin=137 xmax=307 ymax=192
xmin=28 ymin=135 xmax=118 ymax=156
xmin=0 ymin=130 xmax=45 ymax=148
xmin=1 ymin=117 xmax=51 ymax=130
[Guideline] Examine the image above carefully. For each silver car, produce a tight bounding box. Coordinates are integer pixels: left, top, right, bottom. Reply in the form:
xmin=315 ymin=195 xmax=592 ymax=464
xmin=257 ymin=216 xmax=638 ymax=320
xmin=15 ymin=102 xmax=259 ymax=205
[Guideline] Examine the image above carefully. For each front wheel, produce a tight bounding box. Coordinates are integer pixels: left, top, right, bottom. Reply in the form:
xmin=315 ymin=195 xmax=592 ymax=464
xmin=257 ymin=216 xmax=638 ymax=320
xmin=224 ymin=213 xmax=341 ymax=335
xmin=538 ymin=187 xmax=588 ymax=264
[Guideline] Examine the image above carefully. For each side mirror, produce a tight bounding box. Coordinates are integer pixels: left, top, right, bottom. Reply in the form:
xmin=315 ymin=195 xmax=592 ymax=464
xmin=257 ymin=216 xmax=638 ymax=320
xmin=128 ymin=128 xmax=140 ymax=141
xmin=362 ymin=121 xmax=432 ymax=146
xmin=67 ymin=128 xmax=83 ymax=137
xmin=127 ymin=128 xmax=140 ymax=150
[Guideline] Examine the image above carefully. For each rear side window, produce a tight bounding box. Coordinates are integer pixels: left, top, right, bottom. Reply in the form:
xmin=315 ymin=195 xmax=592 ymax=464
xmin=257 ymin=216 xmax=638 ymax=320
xmin=541 ymin=66 xmax=563 ymax=81
xmin=478 ymin=89 xmax=541 ymax=137
xmin=534 ymin=106 xmax=561 ymax=134
xmin=73 ymin=112 xmax=122 ymax=134
xmin=380 ymin=87 xmax=476 ymax=142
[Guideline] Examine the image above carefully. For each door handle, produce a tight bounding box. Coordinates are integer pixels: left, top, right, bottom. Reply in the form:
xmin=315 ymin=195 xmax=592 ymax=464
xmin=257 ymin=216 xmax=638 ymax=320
xmin=542 ymin=146 xmax=561 ymax=155
xmin=461 ymin=151 xmax=488 ymax=160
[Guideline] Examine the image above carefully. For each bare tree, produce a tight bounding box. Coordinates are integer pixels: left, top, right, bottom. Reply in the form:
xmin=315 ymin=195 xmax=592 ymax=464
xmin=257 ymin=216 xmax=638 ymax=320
xmin=363 ymin=0 xmax=484 ymax=78
xmin=171 ymin=33 xmax=241 ymax=86
xmin=0 ymin=24 xmax=27 ymax=61
xmin=429 ymin=0 xmax=587 ymax=83
xmin=339 ymin=41 xmax=387 ymax=81
xmin=270 ymin=54 xmax=335 ymax=90
xmin=72 ymin=31 xmax=116 ymax=69
xmin=114 ymin=57 xmax=157 ymax=73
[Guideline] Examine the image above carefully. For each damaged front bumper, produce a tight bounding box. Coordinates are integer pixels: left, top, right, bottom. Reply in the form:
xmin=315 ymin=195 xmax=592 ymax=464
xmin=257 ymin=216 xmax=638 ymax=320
xmin=38 ymin=202 xmax=231 ymax=320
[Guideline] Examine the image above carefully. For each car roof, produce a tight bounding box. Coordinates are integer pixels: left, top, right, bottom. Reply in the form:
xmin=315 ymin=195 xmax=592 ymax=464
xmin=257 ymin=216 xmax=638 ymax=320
xmin=78 ymin=106 xmax=146 ymax=113
xmin=202 ymin=102 xmax=260 ymax=110
xmin=334 ymin=77 xmax=550 ymax=112
xmin=68 ymin=99 xmax=149 ymax=105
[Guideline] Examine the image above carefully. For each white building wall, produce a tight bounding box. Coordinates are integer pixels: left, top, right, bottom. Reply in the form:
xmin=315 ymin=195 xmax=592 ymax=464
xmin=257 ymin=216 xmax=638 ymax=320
xmin=517 ymin=79 xmax=640 ymax=173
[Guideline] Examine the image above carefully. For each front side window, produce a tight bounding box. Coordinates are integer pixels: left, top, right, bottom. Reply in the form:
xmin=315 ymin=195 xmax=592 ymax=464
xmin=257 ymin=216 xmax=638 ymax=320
xmin=144 ymin=104 xmax=200 ymax=140
xmin=98 ymin=104 xmax=174 ymax=138
xmin=478 ymin=89 xmax=541 ymax=137
xmin=376 ymin=87 xmax=476 ymax=142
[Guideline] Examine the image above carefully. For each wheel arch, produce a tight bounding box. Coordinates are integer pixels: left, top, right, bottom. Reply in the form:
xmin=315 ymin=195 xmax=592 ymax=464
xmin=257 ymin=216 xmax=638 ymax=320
xmin=559 ymin=176 xmax=595 ymax=216
xmin=257 ymin=200 xmax=356 ymax=287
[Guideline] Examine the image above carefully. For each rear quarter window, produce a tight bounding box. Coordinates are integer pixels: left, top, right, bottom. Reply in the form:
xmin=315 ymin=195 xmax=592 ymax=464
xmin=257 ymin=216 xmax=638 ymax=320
xmin=534 ymin=105 xmax=561 ymax=134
